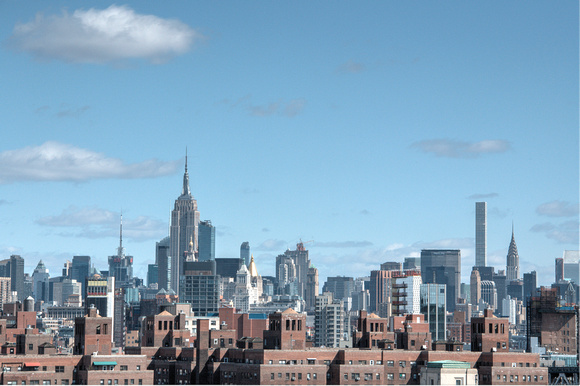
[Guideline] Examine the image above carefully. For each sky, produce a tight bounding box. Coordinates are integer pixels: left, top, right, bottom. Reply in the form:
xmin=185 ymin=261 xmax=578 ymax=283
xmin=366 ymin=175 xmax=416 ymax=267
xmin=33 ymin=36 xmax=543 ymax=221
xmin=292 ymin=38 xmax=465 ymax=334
xmin=0 ymin=1 xmax=578 ymax=289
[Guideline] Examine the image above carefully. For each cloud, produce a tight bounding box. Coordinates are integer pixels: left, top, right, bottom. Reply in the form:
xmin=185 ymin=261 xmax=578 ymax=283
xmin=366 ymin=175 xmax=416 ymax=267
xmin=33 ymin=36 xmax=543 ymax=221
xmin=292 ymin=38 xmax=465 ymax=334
xmin=57 ymin=105 xmax=90 ymax=118
xmin=359 ymin=209 xmax=371 ymax=215
xmin=467 ymin=193 xmax=499 ymax=200
xmin=254 ymin=239 xmax=288 ymax=252
xmin=0 ymin=141 xmax=179 ymax=183
xmin=36 ymin=206 xmax=167 ymax=242
xmin=411 ymin=139 xmax=511 ymax=158
xmin=0 ymin=200 xmax=8 ymax=206
xmin=314 ymin=241 xmax=373 ymax=248
xmin=338 ymin=60 xmax=365 ymax=73
xmin=488 ymin=207 xmax=511 ymax=219
xmin=530 ymin=220 xmax=579 ymax=244
xmin=536 ymin=200 xmax=579 ymax=217
xmin=8 ymin=5 xmax=199 ymax=64
xmin=283 ymin=99 xmax=307 ymax=117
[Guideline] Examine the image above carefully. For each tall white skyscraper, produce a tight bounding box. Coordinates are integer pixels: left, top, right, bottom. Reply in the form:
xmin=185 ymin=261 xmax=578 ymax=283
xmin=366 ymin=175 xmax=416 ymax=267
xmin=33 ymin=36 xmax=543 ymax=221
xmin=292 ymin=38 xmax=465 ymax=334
xmin=475 ymin=202 xmax=487 ymax=267
xmin=169 ymin=153 xmax=200 ymax=295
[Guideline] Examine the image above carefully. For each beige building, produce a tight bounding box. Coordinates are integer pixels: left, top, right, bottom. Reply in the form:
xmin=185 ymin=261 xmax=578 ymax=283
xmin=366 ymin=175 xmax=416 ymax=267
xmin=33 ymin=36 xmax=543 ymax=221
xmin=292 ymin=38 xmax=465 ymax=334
xmin=420 ymin=360 xmax=478 ymax=385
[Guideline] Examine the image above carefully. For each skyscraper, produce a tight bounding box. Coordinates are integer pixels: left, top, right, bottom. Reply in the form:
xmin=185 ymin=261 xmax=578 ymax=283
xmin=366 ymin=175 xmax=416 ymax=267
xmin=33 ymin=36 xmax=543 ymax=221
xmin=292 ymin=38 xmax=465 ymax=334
xmin=32 ymin=260 xmax=50 ymax=302
xmin=71 ymin=255 xmax=91 ymax=297
xmin=420 ymin=249 xmax=461 ymax=312
xmin=275 ymin=242 xmax=317 ymax=310
xmin=156 ymin=237 xmax=170 ymax=291
xmin=198 ymin=220 xmax=215 ymax=261
xmin=108 ymin=215 xmax=133 ymax=288
xmin=506 ymin=225 xmax=520 ymax=282
xmin=169 ymin=153 xmax=200 ymax=295
xmin=240 ymin=242 xmax=250 ymax=266
xmin=420 ymin=283 xmax=447 ymax=341
xmin=475 ymin=202 xmax=487 ymax=267
xmin=9 ymin=255 xmax=24 ymax=301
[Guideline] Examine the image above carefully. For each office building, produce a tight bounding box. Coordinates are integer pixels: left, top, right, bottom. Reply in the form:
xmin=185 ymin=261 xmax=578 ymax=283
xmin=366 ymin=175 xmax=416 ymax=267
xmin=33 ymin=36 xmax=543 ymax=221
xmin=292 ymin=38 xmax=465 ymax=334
xmin=216 ymin=258 xmax=245 ymax=279
xmin=420 ymin=283 xmax=447 ymax=341
xmin=180 ymin=259 xmax=219 ymax=316
xmin=475 ymin=202 xmax=487 ymax=267
xmin=480 ymin=280 xmax=497 ymax=311
xmin=561 ymin=250 xmax=580 ymax=284
xmin=147 ymin=264 xmax=158 ymax=287
xmin=470 ymin=269 xmax=481 ymax=308
xmin=7 ymin=255 xmax=25 ymax=301
xmin=169 ymin=153 xmax=200 ymax=295
xmin=392 ymin=270 xmax=422 ymax=316
xmin=71 ymin=255 xmax=91 ymax=297
xmin=52 ymin=279 xmax=82 ymax=306
xmin=403 ymin=257 xmax=420 ymax=270
xmin=523 ymin=271 xmax=537 ymax=300
xmin=108 ymin=215 xmax=133 ymax=288
xmin=369 ymin=269 xmax=394 ymax=317
xmin=155 ymin=237 xmax=170 ymax=291
xmin=198 ymin=220 xmax=215 ymax=261
xmin=420 ymin=249 xmax=460 ymax=312
xmin=85 ymin=274 xmax=115 ymax=342
xmin=32 ymin=260 xmax=50 ymax=303
xmin=275 ymin=242 xmax=317 ymax=310
xmin=322 ymin=276 xmax=355 ymax=303
xmin=380 ymin=261 xmax=402 ymax=271
xmin=506 ymin=225 xmax=520 ymax=282
xmin=240 ymin=241 xmax=250 ymax=267
xmin=0 ymin=277 xmax=11 ymax=309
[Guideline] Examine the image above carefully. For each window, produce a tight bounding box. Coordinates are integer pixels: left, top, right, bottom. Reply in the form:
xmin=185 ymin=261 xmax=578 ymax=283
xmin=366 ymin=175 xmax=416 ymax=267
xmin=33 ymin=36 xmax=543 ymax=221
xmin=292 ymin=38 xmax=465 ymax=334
xmin=100 ymin=381 xmax=104 ymax=385
xmin=278 ymin=373 xmax=282 ymax=378
xmin=343 ymin=374 xmax=348 ymax=380
xmin=307 ymin=374 xmax=311 ymax=381
xmin=55 ymin=366 xmax=64 ymax=373
xmin=107 ymin=381 xmax=112 ymax=385
xmin=399 ymin=361 xmax=406 ymax=368
xmin=285 ymin=373 xmax=289 ymax=381
xmin=313 ymin=373 xmax=317 ymax=380
xmin=271 ymin=374 xmax=274 ymax=380
xmin=120 ymin=366 xmax=128 ymax=371
xmin=456 ymin=380 xmax=462 ymax=385
xmin=136 ymin=366 xmax=140 ymax=371
xmin=29 ymin=344 xmax=34 ymax=350
xmin=43 ymin=382 xmax=51 ymax=385
xmin=387 ymin=360 xmax=394 ymax=367
xmin=399 ymin=373 xmax=406 ymax=380
xmin=387 ymin=373 xmax=394 ymax=381
xmin=298 ymin=373 xmax=302 ymax=380
xmin=364 ymin=373 xmax=372 ymax=381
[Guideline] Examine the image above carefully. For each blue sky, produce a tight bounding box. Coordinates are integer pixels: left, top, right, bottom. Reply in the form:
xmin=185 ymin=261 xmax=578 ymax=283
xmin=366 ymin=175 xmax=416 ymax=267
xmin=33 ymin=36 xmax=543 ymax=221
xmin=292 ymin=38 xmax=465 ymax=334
xmin=0 ymin=1 xmax=578 ymax=288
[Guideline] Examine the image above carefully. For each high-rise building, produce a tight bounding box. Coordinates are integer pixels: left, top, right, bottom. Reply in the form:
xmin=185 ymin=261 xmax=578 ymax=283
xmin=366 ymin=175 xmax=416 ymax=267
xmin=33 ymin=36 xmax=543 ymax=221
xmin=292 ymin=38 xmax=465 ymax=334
xmin=108 ymin=215 xmax=133 ymax=288
xmin=380 ymin=262 xmax=402 ymax=271
xmin=85 ymin=274 xmax=115 ymax=341
xmin=71 ymin=255 xmax=91 ymax=297
xmin=322 ymin=276 xmax=355 ymax=302
xmin=156 ymin=237 xmax=170 ymax=291
xmin=9 ymin=255 xmax=25 ymax=301
xmin=420 ymin=249 xmax=460 ymax=312
xmin=0 ymin=277 xmax=11 ymax=308
xmin=32 ymin=260 xmax=50 ymax=303
xmin=470 ymin=269 xmax=481 ymax=308
xmin=555 ymin=258 xmax=564 ymax=282
xmin=169 ymin=153 xmax=200 ymax=295
xmin=314 ymin=292 xmax=349 ymax=348
xmin=475 ymin=202 xmax=487 ymax=267
xmin=369 ymin=270 xmax=394 ymax=317
xmin=392 ymin=270 xmax=422 ymax=316
xmin=198 ymin=220 xmax=215 ymax=261
xmin=275 ymin=242 xmax=317 ymax=310
xmin=561 ymin=250 xmax=580 ymax=284
xmin=420 ymin=283 xmax=447 ymax=341
xmin=306 ymin=266 xmax=319 ymax=313
xmin=147 ymin=264 xmax=158 ymax=287
xmin=523 ymin=271 xmax=537 ymax=300
xmin=240 ymin=242 xmax=250 ymax=267
xmin=180 ymin=259 xmax=219 ymax=316
xmin=506 ymin=225 xmax=520 ymax=282
xmin=480 ymin=280 xmax=497 ymax=311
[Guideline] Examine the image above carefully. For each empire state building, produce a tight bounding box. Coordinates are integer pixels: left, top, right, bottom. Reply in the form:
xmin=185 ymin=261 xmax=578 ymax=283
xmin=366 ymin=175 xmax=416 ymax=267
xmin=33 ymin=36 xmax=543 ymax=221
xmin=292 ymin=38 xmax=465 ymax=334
xmin=169 ymin=154 xmax=200 ymax=295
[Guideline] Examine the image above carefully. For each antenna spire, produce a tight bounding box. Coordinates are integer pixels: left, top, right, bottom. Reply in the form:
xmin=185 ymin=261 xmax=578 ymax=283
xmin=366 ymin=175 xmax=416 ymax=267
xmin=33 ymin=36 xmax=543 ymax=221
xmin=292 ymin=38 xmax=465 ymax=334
xmin=117 ymin=212 xmax=125 ymax=257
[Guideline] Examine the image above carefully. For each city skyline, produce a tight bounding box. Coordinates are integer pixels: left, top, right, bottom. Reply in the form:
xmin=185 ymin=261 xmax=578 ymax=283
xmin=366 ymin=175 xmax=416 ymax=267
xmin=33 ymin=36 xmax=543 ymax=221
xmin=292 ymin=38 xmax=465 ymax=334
xmin=0 ymin=1 xmax=577 ymax=288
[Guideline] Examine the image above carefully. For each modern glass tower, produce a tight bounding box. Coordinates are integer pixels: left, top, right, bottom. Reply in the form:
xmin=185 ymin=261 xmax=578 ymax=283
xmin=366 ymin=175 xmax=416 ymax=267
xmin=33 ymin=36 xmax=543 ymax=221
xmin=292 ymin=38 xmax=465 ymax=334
xmin=169 ymin=153 xmax=200 ymax=296
xmin=420 ymin=249 xmax=461 ymax=312
xmin=420 ymin=283 xmax=447 ymax=341
xmin=475 ymin=202 xmax=487 ymax=267
xmin=198 ymin=220 xmax=215 ymax=261
xmin=240 ymin=242 xmax=250 ymax=266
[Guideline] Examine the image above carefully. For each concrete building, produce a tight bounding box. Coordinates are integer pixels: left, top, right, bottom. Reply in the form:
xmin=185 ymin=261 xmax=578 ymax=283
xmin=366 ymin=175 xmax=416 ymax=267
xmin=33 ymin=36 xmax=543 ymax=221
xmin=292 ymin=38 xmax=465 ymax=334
xmin=240 ymin=242 xmax=250 ymax=267
xmin=421 ymin=249 xmax=460 ymax=312
xmin=156 ymin=236 xmax=171 ymax=291
xmin=170 ymin=153 xmax=201 ymax=295
xmin=476 ymin=201 xmax=487 ymax=267
xmin=314 ymin=292 xmax=349 ymax=348
xmin=180 ymin=259 xmax=219 ymax=316
xmin=420 ymin=360 xmax=477 ymax=385
xmin=322 ymin=276 xmax=355 ymax=305
xmin=481 ymin=280 xmax=498 ymax=311
xmin=275 ymin=242 xmax=318 ymax=311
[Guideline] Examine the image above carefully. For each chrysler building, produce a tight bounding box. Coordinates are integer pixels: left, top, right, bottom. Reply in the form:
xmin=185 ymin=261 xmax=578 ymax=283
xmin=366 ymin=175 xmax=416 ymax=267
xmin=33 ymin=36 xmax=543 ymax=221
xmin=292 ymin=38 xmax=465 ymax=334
xmin=169 ymin=152 xmax=200 ymax=295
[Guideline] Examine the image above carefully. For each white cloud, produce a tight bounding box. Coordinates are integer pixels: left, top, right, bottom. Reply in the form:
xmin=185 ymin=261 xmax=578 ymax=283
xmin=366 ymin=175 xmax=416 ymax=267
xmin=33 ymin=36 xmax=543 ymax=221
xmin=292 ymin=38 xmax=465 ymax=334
xmin=411 ymin=139 xmax=511 ymax=158
xmin=530 ymin=220 xmax=579 ymax=244
xmin=536 ymin=200 xmax=579 ymax=217
xmin=8 ymin=5 xmax=199 ymax=64
xmin=0 ymin=141 xmax=179 ymax=183
xmin=36 ymin=206 xmax=167 ymax=242
xmin=255 ymin=239 xmax=288 ymax=252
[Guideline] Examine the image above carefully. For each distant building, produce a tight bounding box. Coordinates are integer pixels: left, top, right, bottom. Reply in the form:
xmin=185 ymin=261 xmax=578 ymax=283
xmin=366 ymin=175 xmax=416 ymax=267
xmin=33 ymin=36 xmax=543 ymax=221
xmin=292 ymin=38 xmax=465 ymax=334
xmin=475 ymin=202 xmax=487 ymax=267
xmin=506 ymin=225 xmax=520 ymax=282
xmin=322 ymin=276 xmax=355 ymax=303
xmin=275 ymin=242 xmax=317 ymax=311
xmin=169 ymin=153 xmax=200 ymax=296
xmin=71 ymin=255 xmax=91 ymax=297
xmin=9 ymin=255 xmax=25 ymax=301
xmin=147 ymin=264 xmax=158 ymax=287
xmin=480 ymin=280 xmax=498 ymax=311
xmin=240 ymin=242 xmax=250 ymax=267
xmin=403 ymin=257 xmax=420 ymax=270
xmin=561 ymin=250 xmax=579 ymax=284
xmin=392 ymin=270 xmax=422 ymax=316
xmin=216 ymin=258 xmax=245 ymax=279
xmin=156 ymin=237 xmax=170 ymax=291
xmin=380 ymin=261 xmax=402 ymax=271
xmin=198 ymin=220 xmax=215 ymax=261
xmin=85 ymin=274 xmax=115 ymax=337
xmin=108 ymin=215 xmax=133 ymax=288
xmin=180 ymin=259 xmax=219 ymax=316
xmin=315 ymin=292 xmax=349 ymax=348
xmin=523 ymin=271 xmax=537 ymax=300
xmin=421 ymin=283 xmax=446 ymax=341
xmin=32 ymin=260 xmax=50 ymax=303
xmin=420 ymin=249 xmax=460 ymax=312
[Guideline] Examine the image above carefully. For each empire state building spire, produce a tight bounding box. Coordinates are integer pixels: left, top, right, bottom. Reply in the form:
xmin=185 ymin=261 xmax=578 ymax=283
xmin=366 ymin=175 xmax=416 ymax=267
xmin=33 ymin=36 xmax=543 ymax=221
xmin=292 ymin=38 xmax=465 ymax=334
xmin=117 ymin=213 xmax=125 ymax=258
xmin=181 ymin=148 xmax=191 ymax=197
